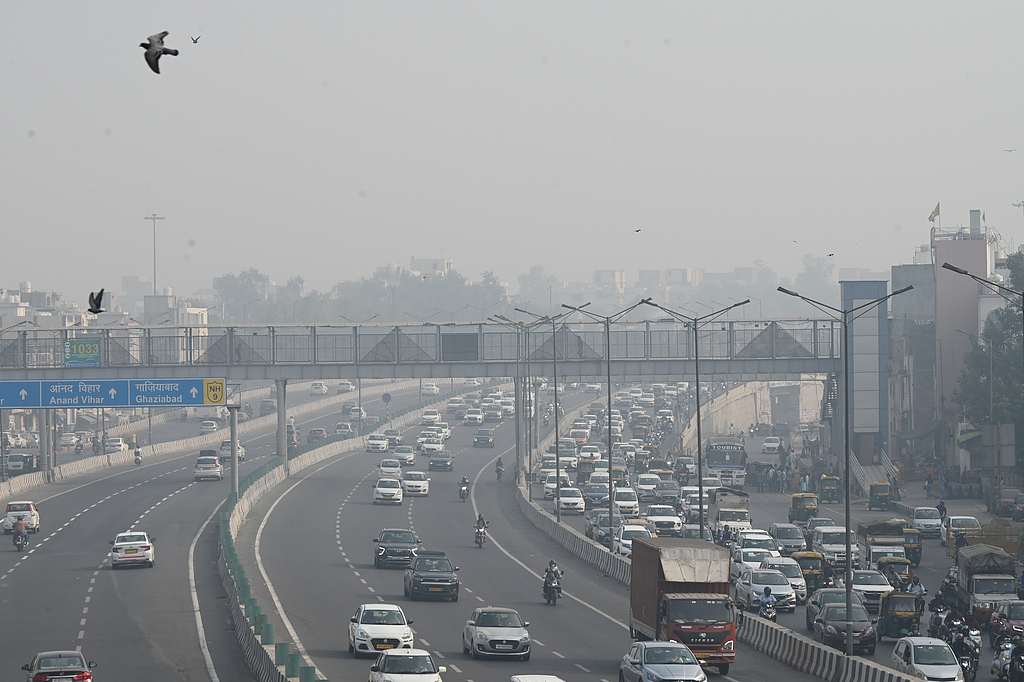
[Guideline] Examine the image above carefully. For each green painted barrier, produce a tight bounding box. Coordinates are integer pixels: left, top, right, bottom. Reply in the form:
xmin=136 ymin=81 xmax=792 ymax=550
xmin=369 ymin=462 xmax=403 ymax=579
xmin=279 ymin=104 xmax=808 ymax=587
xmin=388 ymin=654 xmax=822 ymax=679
xmin=299 ymin=666 xmax=316 ymax=682
xmin=275 ymin=642 xmax=291 ymax=665
xmin=261 ymin=622 xmax=275 ymax=645
xmin=286 ymin=653 xmax=301 ymax=677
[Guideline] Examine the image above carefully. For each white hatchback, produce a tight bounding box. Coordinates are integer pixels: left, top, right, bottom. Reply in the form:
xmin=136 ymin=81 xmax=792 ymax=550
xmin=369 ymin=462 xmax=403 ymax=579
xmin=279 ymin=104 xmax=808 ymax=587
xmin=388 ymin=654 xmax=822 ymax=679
xmin=378 ymin=459 xmax=402 ymax=478
xmin=373 ymin=478 xmax=404 ymax=505
xmin=401 ymin=471 xmax=430 ymax=496
xmin=310 ymin=381 xmax=329 ymax=395
xmin=348 ymin=603 xmax=414 ymax=657
xmin=199 ymin=420 xmax=218 ymax=434
xmin=367 ymin=434 xmax=390 ymax=452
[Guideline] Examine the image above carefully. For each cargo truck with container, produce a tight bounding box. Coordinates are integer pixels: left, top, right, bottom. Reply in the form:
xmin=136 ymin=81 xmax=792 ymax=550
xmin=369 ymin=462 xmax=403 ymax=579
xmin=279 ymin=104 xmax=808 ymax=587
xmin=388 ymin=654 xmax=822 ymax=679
xmin=707 ymin=488 xmax=751 ymax=535
xmin=955 ymin=544 xmax=1018 ymax=626
xmin=629 ymin=537 xmax=737 ymax=674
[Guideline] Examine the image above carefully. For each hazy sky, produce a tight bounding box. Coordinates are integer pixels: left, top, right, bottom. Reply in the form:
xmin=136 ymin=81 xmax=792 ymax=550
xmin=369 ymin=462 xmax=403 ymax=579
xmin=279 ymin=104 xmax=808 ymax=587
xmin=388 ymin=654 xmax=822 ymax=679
xmin=4 ymin=2 xmax=1024 ymax=302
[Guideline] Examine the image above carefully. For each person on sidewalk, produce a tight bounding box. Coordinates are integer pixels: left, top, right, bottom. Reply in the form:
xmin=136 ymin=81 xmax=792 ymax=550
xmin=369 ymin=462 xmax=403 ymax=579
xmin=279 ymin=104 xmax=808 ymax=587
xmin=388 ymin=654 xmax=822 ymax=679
xmin=926 ymin=474 xmax=935 ymax=499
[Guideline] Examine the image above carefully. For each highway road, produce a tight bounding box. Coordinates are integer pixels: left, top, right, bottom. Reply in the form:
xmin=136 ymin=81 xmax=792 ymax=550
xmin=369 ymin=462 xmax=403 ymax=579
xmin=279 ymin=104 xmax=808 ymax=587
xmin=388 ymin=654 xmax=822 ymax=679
xmin=234 ymin=389 xmax=824 ymax=682
xmin=0 ymin=379 xmax=426 ymax=681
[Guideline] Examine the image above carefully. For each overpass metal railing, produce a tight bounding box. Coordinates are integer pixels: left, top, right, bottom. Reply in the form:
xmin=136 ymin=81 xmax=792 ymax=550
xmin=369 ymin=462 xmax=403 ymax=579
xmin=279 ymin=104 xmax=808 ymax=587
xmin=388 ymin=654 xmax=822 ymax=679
xmin=0 ymin=318 xmax=841 ymax=369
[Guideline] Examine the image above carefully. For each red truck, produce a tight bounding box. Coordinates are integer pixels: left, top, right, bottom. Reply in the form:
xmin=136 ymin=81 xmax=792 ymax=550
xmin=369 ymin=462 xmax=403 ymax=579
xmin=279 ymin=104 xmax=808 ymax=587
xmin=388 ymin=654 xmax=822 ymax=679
xmin=629 ymin=537 xmax=737 ymax=674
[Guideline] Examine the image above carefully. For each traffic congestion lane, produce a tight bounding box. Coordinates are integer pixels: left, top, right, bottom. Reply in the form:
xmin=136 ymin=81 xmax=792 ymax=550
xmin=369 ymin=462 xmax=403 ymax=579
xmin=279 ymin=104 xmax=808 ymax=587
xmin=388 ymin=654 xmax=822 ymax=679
xmin=0 ymin=381 xmax=425 ymax=679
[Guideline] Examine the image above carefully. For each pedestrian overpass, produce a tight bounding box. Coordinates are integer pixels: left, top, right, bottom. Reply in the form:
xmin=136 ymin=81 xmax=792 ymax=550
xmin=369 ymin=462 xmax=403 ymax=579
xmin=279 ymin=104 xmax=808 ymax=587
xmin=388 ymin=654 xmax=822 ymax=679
xmin=0 ymin=318 xmax=843 ymax=381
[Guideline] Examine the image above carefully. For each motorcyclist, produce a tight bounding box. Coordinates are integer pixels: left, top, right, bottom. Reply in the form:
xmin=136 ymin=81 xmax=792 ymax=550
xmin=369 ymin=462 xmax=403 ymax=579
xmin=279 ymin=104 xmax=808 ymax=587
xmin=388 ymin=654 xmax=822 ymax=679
xmin=937 ymin=499 xmax=947 ymax=518
xmin=544 ymin=560 xmax=563 ymax=596
xmin=134 ymin=447 xmax=143 ymax=465
xmin=11 ymin=516 xmax=28 ymax=547
xmin=886 ymin=565 xmax=902 ymax=589
xmin=475 ymin=514 xmax=488 ymax=531
xmin=495 ymin=457 xmax=504 ymax=478
xmin=1008 ymin=635 xmax=1024 ymax=682
xmin=908 ymin=575 xmax=927 ymax=597
xmin=757 ymin=586 xmax=777 ymax=617
xmin=954 ymin=532 xmax=969 ymax=554
xmin=719 ymin=525 xmax=734 ymax=546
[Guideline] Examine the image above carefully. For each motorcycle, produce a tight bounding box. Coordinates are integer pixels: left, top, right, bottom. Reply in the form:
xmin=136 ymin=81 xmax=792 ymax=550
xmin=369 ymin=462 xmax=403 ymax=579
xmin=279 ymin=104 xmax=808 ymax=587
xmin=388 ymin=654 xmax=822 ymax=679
xmin=758 ymin=600 xmax=778 ymax=623
xmin=181 ymin=410 xmax=188 ymax=421
xmin=543 ymin=415 xmax=550 ymax=427
xmin=543 ymin=576 xmax=560 ymax=605
xmin=993 ymin=639 xmax=1014 ymax=680
xmin=1009 ymin=649 xmax=1024 ymax=682
xmin=75 ymin=442 xmax=83 ymax=455
xmin=928 ymin=604 xmax=948 ymax=638
xmin=496 ymin=465 xmax=504 ymax=482
xmin=459 ymin=485 xmax=469 ymax=502
xmin=13 ymin=532 xmax=28 ymax=552
xmin=134 ymin=454 xmax=143 ymax=466
xmin=958 ymin=642 xmax=979 ymax=682
xmin=474 ymin=528 xmax=486 ymax=548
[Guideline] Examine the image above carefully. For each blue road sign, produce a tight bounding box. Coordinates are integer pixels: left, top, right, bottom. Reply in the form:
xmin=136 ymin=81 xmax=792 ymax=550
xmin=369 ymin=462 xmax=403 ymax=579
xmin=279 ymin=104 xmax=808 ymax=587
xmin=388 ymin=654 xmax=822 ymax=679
xmin=0 ymin=381 xmax=41 ymax=409
xmin=0 ymin=378 xmax=226 ymax=409
xmin=382 ymin=393 xmax=392 ymax=403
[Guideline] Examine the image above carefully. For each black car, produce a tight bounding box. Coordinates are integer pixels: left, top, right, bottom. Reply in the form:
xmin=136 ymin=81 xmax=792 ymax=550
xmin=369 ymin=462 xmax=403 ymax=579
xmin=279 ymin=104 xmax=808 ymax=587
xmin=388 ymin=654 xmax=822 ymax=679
xmin=483 ymin=407 xmax=503 ymax=423
xmin=373 ymin=528 xmax=421 ymax=569
xmin=581 ymin=483 xmax=609 ymax=506
xmin=428 ymin=450 xmax=454 ymax=471
xmin=473 ymin=429 xmax=496 ymax=448
xmin=404 ymin=551 xmax=460 ymax=601
xmin=804 ymin=587 xmax=866 ymax=630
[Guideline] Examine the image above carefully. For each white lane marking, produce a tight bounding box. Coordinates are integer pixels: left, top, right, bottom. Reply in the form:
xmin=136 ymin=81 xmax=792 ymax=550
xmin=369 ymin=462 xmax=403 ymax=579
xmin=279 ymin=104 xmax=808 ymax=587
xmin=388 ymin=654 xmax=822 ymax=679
xmin=468 ymin=449 xmax=630 ymax=630
xmin=80 ymin=619 xmax=87 ymax=626
xmin=532 ymin=639 xmax=545 ymax=646
xmin=78 ymin=630 xmax=85 ymax=639
xmin=433 ymin=651 xmax=446 ymax=659
xmin=188 ymin=501 xmax=225 ymax=682
xmin=449 ymin=665 xmax=462 ymax=673
xmin=576 ymin=664 xmax=591 ymax=672
xmin=475 ymin=596 xmax=484 ymax=601
xmin=553 ymin=651 xmax=565 ymax=658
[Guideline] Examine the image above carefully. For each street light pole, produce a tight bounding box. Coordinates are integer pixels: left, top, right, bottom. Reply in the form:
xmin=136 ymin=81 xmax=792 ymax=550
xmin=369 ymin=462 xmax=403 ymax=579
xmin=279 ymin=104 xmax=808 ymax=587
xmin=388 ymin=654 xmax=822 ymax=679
xmin=143 ymin=213 xmax=165 ymax=295
xmin=563 ymin=298 xmax=652 ymax=550
xmin=642 ymin=299 xmax=749 ymax=541
xmin=778 ymin=283 xmax=912 ymax=656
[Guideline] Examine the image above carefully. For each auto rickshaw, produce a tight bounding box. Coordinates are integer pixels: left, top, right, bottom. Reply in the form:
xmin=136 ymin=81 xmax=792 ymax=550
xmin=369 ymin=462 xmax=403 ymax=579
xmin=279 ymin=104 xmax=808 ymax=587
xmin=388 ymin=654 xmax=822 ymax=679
xmin=792 ymin=551 xmax=832 ymax=592
xmin=877 ymin=556 xmax=913 ymax=589
xmin=868 ymin=481 xmax=892 ymax=510
xmin=876 ymin=591 xmax=925 ymax=640
xmin=903 ymin=528 xmax=922 ymax=567
xmin=819 ymin=476 xmax=841 ymax=503
xmin=788 ymin=493 xmax=819 ymax=524
xmin=576 ymin=460 xmax=595 ymax=485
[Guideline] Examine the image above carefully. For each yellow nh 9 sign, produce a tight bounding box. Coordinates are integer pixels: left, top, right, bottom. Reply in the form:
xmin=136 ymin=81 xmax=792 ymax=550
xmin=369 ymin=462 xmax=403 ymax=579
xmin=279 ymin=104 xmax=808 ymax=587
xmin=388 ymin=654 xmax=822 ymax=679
xmin=204 ymin=379 xmax=226 ymax=405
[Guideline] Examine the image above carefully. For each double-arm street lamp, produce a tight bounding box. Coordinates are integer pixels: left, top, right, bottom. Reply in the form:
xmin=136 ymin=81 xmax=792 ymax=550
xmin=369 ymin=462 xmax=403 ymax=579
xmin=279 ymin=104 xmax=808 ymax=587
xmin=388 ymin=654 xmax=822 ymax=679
xmin=777 ymin=283 xmax=912 ymax=656
xmin=563 ymin=299 xmax=651 ymax=550
xmin=514 ymin=306 xmax=572 ymax=521
xmin=642 ymin=299 xmax=749 ymax=541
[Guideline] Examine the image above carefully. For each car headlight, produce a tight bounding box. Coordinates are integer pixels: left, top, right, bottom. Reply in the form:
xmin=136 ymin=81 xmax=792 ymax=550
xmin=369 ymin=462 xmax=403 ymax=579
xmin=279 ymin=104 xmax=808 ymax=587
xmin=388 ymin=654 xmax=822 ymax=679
xmin=722 ymin=639 xmax=734 ymax=651
xmin=402 ymin=629 xmax=414 ymax=642
xmin=476 ymin=631 xmax=489 ymax=641
xmin=520 ymin=633 xmax=530 ymax=642
xmin=645 ymin=670 xmax=664 ymax=682
xmin=955 ymin=667 xmax=965 ymax=681
xmin=356 ymin=629 xmax=369 ymax=640
xmin=378 ymin=547 xmax=386 ymax=556
xmin=914 ymin=669 xmax=927 ymax=680
xmin=694 ymin=673 xmax=707 ymax=682
xmin=826 ymin=625 xmax=838 ymax=635
xmin=863 ymin=626 xmax=874 ymax=637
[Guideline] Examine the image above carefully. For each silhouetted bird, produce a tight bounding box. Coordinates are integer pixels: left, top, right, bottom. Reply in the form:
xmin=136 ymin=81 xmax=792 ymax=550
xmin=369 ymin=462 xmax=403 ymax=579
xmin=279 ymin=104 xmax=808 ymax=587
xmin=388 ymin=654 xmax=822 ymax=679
xmin=634 ymin=229 xmax=641 ymax=233
xmin=88 ymin=290 xmax=105 ymax=314
xmin=191 ymin=36 xmax=200 ymax=44
xmin=140 ymin=32 xmax=179 ymax=74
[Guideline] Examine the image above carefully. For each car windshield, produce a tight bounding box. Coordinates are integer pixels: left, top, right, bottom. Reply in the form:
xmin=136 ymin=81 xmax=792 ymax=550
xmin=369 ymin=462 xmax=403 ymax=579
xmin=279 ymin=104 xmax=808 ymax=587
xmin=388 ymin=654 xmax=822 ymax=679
xmin=915 ymin=508 xmax=940 ymax=519
xmin=622 ymin=528 xmax=651 ymax=540
xmin=477 ymin=611 xmax=523 ymax=628
xmin=824 ymin=605 xmax=869 ymax=622
xmin=913 ymin=644 xmax=957 ymax=666
xmin=381 ymin=460 xmax=399 ymax=467
xmin=379 ymin=531 xmax=415 ymax=544
xmin=361 ymin=609 xmax=406 ymax=625
xmin=888 ymin=596 xmax=920 ymax=612
xmin=809 ymin=518 xmax=837 ymax=528
xmin=667 ymin=598 xmax=733 ymax=625
xmin=584 ymin=485 xmax=606 ymax=494
xmin=414 ymin=558 xmax=452 ymax=572
xmin=656 ymin=482 xmax=679 ymax=491
xmin=10 ymin=502 xmax=33 ymax=513
xmin=615 ymin=490 xmax=638 ymax=502
xmin=643 ymin=646 xmax=698 ymax=664
xmin=561 ymin=489 xmax=582 ymax=498
xmin=976 ymin=578 xmax=1016 ymax=594
xmin=382 ymin=654 xmax=435 ymax=674
xmin=638 ymin=475 xmax=661 ymax=485
xmin=774 ymin=527 xmax=803 ymax=539
xmin=854 ymin=572 xmax=890 ymax=585
xmin=404 ymin=473 xmax=425 ymax=481
xmin=743 ymin=537 xmax=775 ymax=550
xmin=771 ymin=564 xmax=803 ymax=579
xmin=743 ymin=550 xmax=770 ymax=562
xmin=1009 ymin=604 xmax=1024 ymax=620
xmin=647 ymin=507 xmax=675 ymax=516
xmin=719 ymin=510 xmax=749 ymax=522
xmin=378 ymin=480 xmax=400 ymax=489
xmin=117 ymin=534 xmax=147 ymax=543
xmin=754 ymin=571 xmax=789 ymax=585
xmin=39 ymin=655 xmax=86 ymax=670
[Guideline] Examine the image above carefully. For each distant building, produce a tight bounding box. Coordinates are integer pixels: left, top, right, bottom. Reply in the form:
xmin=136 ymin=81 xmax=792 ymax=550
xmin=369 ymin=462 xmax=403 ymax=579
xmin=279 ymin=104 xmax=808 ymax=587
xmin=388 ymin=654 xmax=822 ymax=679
xmin=410 ymin=257 xmax=452 ymax=277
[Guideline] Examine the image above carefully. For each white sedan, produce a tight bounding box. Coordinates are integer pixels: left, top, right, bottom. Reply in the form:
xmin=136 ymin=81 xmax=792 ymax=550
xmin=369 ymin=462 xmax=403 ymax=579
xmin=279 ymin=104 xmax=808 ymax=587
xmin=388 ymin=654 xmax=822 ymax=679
xmin=110 ymin=530 xmax=156 ymax=569
xmin=373 ymin=479 xmax=404 ymax=505
xmin=378 ymin=459 xmax=403 ymax=478
xmin=554 ymin=488 xmax=586 ymax=515
xmin=615 ymin=525 xmax=653 ymax=557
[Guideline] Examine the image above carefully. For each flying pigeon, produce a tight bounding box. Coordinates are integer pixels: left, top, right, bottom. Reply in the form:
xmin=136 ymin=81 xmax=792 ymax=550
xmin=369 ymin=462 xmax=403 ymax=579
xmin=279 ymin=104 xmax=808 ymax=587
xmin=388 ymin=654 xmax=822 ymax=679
xmin=88 ymin=290 xmax=105 ymax=314
xmin=140 ymin=32 xmax=179 ymax=74
xmin=191 ymin=36 xmax=200 ymax=43
xmin=634 ymin=229 xmax=641 ymax=233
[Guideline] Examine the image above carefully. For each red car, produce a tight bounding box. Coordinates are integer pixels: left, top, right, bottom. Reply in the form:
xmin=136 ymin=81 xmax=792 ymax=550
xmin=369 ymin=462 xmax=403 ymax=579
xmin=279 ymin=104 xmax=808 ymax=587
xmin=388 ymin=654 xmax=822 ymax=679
xmin=813 ymin=603 xmax=876 ymax=655
xmin=990 ymin=600 xmax=1024 ymax=640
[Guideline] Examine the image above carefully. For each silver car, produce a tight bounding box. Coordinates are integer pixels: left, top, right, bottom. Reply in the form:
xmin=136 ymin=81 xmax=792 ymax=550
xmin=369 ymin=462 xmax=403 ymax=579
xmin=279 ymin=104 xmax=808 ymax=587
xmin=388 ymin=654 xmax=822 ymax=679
xmin=890 ymin=637 xmax=963 ymax=682
xmin=620 ymin=641 xmax=707 ymax=682
xmin=462 ymin=607 xmax=531 ymax=660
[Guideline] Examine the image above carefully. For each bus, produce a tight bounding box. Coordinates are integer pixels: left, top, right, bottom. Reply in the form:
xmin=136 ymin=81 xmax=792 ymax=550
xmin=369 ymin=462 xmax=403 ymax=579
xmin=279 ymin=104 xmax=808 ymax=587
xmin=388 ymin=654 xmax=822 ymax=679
xmin=704 ymin=437 xmax=747 ymax=488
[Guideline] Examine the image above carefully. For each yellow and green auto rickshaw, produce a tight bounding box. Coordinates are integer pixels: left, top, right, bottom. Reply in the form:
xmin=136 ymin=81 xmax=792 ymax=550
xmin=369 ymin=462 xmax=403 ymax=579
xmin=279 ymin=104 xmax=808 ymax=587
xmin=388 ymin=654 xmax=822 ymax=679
xmin=868 ymin=482 xmax=892 ymax=510
xmin=792 ymin=551 xmax=831 ymax=592
xmin=576 ymin=460 xmax=596 ymax=485
xmin=788 ymin=493 xmax=819 ymax=525
xmin=877 ymin=556 xmax=913 ymax=589
xmin=903 ymin=528 xmax=922 ymax=567
xmin=819 ymin=476 xmax=841 ymax=503
xmin=876 ymin=591 xmax=925 ymax=640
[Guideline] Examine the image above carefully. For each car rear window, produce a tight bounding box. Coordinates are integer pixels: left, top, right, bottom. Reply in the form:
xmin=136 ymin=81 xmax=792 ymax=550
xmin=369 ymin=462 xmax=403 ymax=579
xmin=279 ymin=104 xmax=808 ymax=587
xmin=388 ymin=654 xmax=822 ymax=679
xmin=197 ymin=457 xmax=218 ymax=465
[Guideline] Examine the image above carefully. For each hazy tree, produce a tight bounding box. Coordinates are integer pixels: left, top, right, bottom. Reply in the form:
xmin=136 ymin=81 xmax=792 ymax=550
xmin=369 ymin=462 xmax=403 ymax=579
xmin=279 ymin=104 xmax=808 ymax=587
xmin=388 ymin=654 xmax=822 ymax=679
xmin=516 ymin=265 xmax=558 ymax=313
xmin=213 ymin=268 xmax=270 ymax=322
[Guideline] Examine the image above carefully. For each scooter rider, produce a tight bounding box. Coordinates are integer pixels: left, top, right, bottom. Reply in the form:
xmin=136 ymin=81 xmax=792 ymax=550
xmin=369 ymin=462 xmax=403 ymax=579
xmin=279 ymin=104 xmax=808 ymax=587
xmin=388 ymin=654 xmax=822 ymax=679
xmin=544 ymin=560 xmax=563 ymax=596
xmin=134 ymin=447 xmax=143 ymax=465
xmin=908 ymin=575 xmax=927 ymax=597
xmin=758 ymin=586 xmax=777 ymax=616
xmin=11 ymin=516 xmax=28 ymax=547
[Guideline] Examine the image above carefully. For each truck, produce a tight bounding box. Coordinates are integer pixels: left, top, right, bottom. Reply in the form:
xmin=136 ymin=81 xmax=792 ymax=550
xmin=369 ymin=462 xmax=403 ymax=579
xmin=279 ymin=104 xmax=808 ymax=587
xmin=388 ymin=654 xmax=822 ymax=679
xmin=195 ymin=406 xmax=228 ymax=422
xmin=707 ymin=487 xmax=751 ymax=535
xmin=856 ymin=520 xmax=907 ymax=569
xmin=955 ymin=544 xmax=1018 ymax=625
xmin=629 ymin=537 xmax=737 ymax=675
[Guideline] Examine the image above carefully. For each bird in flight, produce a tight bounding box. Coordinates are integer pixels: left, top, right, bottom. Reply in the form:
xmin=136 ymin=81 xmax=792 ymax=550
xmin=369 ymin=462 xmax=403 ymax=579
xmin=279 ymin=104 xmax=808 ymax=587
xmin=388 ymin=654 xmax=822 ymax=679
xmin=191 ymin=36 xmax=200 ymax=43
xmin=827 ymin=253 xmax=834 ymax=257
xmin=88 ymin=290 xmax=105 ymax=314
xmin=1005 ymin=149 xmax=1016 ymax=152
xmin=634 ymin=229 xmax=641 ymax=233
xmin=140 ymin=31 xmax=179 ymax=74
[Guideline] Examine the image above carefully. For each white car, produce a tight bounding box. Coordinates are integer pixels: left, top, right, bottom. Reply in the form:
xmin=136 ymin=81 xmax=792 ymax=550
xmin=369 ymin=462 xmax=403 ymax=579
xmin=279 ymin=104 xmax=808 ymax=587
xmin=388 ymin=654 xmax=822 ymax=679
xmin=615 ymin=524 xmax=653 ymax=557
xmin=373 ymin=478 xmax=404 ymax=505
xmin=730 ymin=547 xmax=774 ymax=578
xmin=554 ymin=488 xmax=586 ymax=515
xmin=421 ymin=383 xmax=440 ymax=396
xmin=463 ymin=409 xmax=483 ymax=425
xmin=336 ymin=380 xmax=355 ymax=393
xmin=434 ymin=422 xmax=451 ymax=440
xmin=110 ymin=530 xmax=156 ymax=569
xmin=912 ymin=507 xmax=943 ymax=537
xmin=104 ymin=437 xmax=128 ymax=453
xmin=348 ymin=604 xmax=414 ymax=657
xmin=635 ymin=474 xmax=662 ymax=501
xmin=199 ymin=420 xmax=218 ymax=434
xmin=421 ymin=409 xmax=441 ymax=425
xmin=310 ymin=381 xmax=329 ymax=395
xmin=393 ymin=445 xmax=416 ymax=466
xmin=613 ymin=488 xmax=640 ymax=517
xmin=378 ymin=459 xmax=403 ymax=478
xmin=194 ymin=455 xmax=223 ymax=481
xmin=335 ymin=422 xmax=354 ymax=435
xmin=761 ymin=437 xmax=782 ymax=454
xmin=218 ymin=440 xmax=246 ymax=461
xmin=366 ymin=434 xmax=390 ymax=452
xmin=419 ymin=438 xmax=443 ymax=455
xmin=401 ymin=471 xmax=430 ymax=496
xmin=759 ymin=557 xmax=808 ymax=603
xmin=890 ymin=637 xmax=963 ymax=682
xmin=543 ymin=472 xmax=572 ymax=499
xmin=734 ymin=567 xmax=796 ymax=612
xmin=643 ymin=505 xmax=683 ymax=537
xmin=3 ymin=501 xmax=40 ymax=533
xmin=637 ymin=393 xmax=655 ymax=407
xmin=369 ymin=649 xmax=445 ymax=682
xmin=838 ymin=570 xmax=896 ymax=612
xmin=464 ymin=378 xmax=480 ymax=386
xmin=58 ymin=433 xmax=79 ymax=448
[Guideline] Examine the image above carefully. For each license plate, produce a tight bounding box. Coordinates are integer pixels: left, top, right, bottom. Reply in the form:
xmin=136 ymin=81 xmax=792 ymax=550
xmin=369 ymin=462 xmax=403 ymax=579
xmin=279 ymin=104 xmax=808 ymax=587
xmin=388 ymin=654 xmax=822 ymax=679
xmin=693 ymin=653 xmax=710 ymax=659
xmin=376 ymin=644 xmax=394 ymax=650
xmin=429 ymin=587 xmax=443 ymax=592
xmin=126 ymin=549 xmax=138 ymax=554
xmin=495 ymin=644 xmax=513 ymax=650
